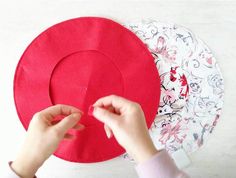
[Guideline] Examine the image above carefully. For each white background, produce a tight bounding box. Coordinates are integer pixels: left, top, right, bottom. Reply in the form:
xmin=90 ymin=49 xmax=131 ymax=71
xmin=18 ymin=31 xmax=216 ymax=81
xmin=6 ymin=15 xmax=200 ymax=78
xmin=0 ymin=0 xmax=236 ymax=177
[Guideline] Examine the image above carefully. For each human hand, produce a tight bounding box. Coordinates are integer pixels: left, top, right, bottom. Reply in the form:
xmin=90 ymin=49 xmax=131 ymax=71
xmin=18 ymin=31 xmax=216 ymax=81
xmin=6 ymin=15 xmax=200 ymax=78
xmin=11 ymin=104 xmax=84 ymax=178
xmin=89 ymin=95 xmax=158 ymax=164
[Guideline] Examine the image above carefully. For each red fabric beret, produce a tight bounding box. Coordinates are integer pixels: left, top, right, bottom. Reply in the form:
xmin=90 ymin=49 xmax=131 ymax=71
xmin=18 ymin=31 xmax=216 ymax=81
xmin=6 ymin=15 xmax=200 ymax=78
xmin=14 ymin=17 xmax=160 ymax=162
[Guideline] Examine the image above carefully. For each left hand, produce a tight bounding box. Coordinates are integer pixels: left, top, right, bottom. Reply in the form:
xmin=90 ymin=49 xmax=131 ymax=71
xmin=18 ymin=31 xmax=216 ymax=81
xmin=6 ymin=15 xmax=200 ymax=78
xmin=11 ymin=104 xmax=84 ymax=178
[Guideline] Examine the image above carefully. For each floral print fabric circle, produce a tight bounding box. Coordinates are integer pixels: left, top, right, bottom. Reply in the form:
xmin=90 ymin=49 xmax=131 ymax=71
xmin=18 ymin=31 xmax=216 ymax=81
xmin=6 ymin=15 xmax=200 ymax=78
xmin=123 ymin=20 xmax=224 ymax=155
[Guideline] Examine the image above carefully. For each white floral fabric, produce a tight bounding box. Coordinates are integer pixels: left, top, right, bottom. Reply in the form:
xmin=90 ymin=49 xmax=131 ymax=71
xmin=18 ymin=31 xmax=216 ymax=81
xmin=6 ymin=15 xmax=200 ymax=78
xmin=123 ymin=19 xmax=224 ymax=157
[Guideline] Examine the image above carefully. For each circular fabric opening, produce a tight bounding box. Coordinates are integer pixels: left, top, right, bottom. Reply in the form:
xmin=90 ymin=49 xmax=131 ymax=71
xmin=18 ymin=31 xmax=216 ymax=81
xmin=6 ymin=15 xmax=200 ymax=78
xmin=50 ymin=50 xmax=124 ymax=127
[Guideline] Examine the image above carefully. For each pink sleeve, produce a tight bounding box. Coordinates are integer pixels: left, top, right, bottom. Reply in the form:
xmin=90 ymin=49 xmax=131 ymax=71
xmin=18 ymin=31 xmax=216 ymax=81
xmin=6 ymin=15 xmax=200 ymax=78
xmin=135 ymin=150 xmax=189 ymax=178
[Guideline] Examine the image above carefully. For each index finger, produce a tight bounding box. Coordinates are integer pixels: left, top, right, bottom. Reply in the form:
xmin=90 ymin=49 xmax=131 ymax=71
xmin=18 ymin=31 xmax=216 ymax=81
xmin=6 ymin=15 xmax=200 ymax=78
xmin=39 ymin=104 xmax=83 ymax=121
xmin=93 ymin=95 xmax=133 ymax=114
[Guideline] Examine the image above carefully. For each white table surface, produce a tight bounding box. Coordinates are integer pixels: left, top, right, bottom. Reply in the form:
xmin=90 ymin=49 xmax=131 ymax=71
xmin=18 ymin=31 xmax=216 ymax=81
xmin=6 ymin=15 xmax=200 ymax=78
xmin=0 ymin=0 xmax=236 ymax=177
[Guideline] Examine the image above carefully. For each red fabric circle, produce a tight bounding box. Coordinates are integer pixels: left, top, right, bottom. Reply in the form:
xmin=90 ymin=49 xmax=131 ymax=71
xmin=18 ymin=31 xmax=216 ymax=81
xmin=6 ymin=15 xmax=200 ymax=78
xmin=14 ymin=17 xmax=161 ymax=163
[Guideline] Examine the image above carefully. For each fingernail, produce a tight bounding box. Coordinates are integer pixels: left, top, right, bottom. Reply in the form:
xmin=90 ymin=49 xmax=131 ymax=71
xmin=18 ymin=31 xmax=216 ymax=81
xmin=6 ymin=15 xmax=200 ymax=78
xmin=88 ymin=105 xmax=94 ymax=116
xmin=78 ymin=124 xmax=85 ymax=130
xmin=72 ymin=113 xmax=80 ymax=118
xmin=106 ymin=131 xmax=111 ymax=139
xmin=80 ymin=124 xmax=85 ymax=129
xmin=78 ymin=110 xmax=84 ymax=115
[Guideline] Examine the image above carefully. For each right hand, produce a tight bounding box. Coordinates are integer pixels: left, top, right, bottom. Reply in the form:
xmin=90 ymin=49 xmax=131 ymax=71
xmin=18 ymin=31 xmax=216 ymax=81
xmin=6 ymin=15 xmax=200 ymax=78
xmin=89 ymin=95 xmax=158 ymax=163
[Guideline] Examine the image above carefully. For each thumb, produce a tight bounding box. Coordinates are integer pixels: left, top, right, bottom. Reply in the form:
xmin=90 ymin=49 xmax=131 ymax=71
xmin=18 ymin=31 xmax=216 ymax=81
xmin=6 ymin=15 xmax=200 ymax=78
xmin=54 ymin=113 xmax=82 ymax=135
xmin=89 ymin=106 xmax=119 ymax=129
xmin=104 ymin=124 xmax=113 ymax=139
